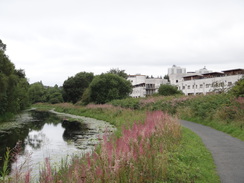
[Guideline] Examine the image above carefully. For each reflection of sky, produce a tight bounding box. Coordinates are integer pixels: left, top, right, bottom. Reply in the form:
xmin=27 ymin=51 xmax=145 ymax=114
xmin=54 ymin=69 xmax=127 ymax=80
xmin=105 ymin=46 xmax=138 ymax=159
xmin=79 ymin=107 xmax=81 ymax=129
xmin=11 ymin=123 xmax=81 ymax=178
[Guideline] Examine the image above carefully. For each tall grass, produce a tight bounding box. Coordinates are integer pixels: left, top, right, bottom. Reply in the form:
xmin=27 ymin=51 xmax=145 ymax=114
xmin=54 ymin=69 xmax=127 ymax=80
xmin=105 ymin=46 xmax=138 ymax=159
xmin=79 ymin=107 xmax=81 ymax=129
xmin=5 ymin=103 xmax=219 ymax=182
xmin=40 ymin=111 xmax=180 ymax=183
xmin=109 ymin=94 xmax=244 ymax=140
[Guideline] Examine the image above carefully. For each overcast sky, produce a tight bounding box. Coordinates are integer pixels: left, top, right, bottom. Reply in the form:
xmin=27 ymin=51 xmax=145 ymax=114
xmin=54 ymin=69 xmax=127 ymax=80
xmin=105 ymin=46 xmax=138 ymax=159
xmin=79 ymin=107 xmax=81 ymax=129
xmin=1 ymin=0 xmax=244 ymax=86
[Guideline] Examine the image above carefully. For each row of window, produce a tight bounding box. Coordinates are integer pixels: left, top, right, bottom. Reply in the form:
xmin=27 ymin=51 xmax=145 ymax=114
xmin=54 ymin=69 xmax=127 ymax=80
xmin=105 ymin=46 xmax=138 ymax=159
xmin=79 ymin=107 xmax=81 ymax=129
xmin=180 ymin=82 xmax=232 ymax=90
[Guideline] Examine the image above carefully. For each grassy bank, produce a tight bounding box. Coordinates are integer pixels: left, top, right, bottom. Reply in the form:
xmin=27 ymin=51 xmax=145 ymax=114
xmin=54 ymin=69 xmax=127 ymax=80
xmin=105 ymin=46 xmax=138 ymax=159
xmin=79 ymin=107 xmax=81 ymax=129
xmin=111 ymin=94 xmax=244 ymax=141
xmin=16 ymin=103 xmax=219 ymax=183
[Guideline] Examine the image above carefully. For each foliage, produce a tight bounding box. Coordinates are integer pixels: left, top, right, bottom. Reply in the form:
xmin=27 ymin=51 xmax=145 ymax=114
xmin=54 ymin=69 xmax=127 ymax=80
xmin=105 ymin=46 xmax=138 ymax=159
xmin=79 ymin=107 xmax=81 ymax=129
xmin=41 ymin=111 xmax=181 ymax=183
xmin=163 ymin=74 xmax=169 ymax=82
xmin=28 ymin=82 xmax=47 ymax=103
xmin=107 ymin=93 xmax=244 ymax=140
xmin=228 ymin=77 xmax=244 ymax=97
xmin=62 ymin=72 xmax=94 ymax=104
xmin=0 ymin=148 xmax=10 ymax=181
xmin=0 ymin=39 xmax=29 ymax=119
xmin=106 ymin=68 xmax=128 ymax=79
xmin=27 ymin=103 xmax=219 ymax=183
xmin=28 ymin=82 xmax=63 ymax=104
xmin=158 ymin=84 xmax=183 ymax=96
xmin=87 ymin=73 xmax=132 ymax=104
xmin=110 ymin=97 xmax=140 ymax=109
xmin=46 ymin=85 xmax=64 ymax=104
xmin=0 ymin=39 xmax=6 ymax=52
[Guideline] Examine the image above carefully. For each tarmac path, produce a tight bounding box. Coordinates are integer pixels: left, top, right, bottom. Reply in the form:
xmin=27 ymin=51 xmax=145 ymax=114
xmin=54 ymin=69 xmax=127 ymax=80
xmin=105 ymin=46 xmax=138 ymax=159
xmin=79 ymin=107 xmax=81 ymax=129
xmin=180 ymin=120 xmax=244 ymax=183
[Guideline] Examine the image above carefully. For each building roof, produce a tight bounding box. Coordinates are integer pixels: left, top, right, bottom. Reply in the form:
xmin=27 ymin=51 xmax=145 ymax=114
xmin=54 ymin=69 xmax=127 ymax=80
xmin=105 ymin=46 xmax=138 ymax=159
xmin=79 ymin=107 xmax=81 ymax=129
xmin=222 ymin=68 xmax=244 ymax=72
xmin=182 ymin=74 xmax=202 ymax=78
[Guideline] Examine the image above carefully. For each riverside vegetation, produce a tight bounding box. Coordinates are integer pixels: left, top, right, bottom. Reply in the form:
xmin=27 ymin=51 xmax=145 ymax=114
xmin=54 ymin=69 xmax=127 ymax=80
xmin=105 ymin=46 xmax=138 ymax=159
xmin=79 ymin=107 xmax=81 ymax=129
xmin=2 ymin=91 xmax=243 ymax=182
xmin=0 ymin=102 xmax=219 ymax=182
xmin=1 ymin=38 xmax=243 ymax=182
xmin=111 ymin=93 xmax=244 ymax=140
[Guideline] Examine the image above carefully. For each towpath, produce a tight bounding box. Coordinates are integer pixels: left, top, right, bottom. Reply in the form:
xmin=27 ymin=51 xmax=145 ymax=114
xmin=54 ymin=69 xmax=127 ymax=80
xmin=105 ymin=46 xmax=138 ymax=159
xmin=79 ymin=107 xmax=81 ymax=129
xmin=180 ymin=120 xmax=244 ymax=183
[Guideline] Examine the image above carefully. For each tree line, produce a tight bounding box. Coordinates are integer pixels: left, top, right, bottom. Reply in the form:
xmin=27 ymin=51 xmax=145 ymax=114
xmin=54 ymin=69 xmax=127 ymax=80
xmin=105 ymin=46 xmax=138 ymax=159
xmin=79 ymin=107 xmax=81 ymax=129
xmin=0 ymin=40 xmax=29 ymax=119
xmin=0 ymin=40 xmax=133 ymax=120
xmin=1 ymin=38 xmax=243 ymax=121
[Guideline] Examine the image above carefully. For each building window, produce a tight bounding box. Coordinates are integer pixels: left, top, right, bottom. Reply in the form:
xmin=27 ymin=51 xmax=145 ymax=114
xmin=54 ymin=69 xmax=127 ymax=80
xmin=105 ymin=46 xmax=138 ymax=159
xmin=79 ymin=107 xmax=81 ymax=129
xmin=188 ymin=85 xmax=190 ymax=89
xmin=228 ymin=82 xmax=232 ymax=86
xmin=196 ymin=85 xmax=198 ymax=89
xmin=200 ymin=84 xmax=203 ymax=88
xmin=183 ymin=86 xmax=185 ymax=89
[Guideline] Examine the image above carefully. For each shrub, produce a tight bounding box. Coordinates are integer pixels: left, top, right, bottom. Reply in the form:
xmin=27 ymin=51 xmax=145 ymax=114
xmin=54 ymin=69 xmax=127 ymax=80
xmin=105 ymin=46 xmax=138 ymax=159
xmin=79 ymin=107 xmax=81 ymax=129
xmin=158 ymin=84 xmax=183 ymax=96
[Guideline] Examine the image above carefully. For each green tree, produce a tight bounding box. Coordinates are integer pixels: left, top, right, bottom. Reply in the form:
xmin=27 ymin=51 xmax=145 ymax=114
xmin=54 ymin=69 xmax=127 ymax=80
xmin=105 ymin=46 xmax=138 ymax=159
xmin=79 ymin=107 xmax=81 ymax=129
xmin=28 ymin=82 xmax=47 ymax=103
xmin=158 ymin=84 xmax=183 ymax=96
xmin=46 ymin=85 xmax=64 ymax=104
xmin=106 ymin=68 xmax=128 ymax=79
xmin=0 ymin=39 xmax=29 ymax=117
xmin=229 ymin=77 xmax=244 ymax=97
xmin=0 ymin=39 xmax=6 ymax=51
xmin=163 ymin=74 xmax=169 ymax=82
xmin=63 ymin=72 xmax=94 ymax=103
xmin=87 ymin=73 xmax=132 ymax=104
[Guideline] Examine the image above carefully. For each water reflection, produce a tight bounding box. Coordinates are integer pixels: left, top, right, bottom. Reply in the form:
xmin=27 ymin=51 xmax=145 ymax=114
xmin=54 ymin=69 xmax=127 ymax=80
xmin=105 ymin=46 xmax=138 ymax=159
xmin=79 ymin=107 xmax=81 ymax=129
xmin=0 ymin=110 xmax=113 ymax=179
xmin=0 ymin=110 xmax=80 ymax=176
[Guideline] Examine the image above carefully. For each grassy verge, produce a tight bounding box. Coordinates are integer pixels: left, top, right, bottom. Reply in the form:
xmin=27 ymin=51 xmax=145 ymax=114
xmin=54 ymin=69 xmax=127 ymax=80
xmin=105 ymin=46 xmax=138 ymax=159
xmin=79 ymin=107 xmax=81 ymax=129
xmin=28 ymin=103 xmax=219 ymax=183
xmin=182 ymin=117 xmax=244 ymax=141
xmin=167 ymin=127 xmax=220 ymax=183
xmin=109 ymin=94 xmax=244 ymax=141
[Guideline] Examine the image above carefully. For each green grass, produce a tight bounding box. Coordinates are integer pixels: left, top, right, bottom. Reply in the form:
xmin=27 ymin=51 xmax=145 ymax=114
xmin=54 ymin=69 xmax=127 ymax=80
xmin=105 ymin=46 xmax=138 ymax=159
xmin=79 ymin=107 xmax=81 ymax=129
xmin=183 ymin=117 xmax=244 ymax=141
xmin=165 ymin=127 xmax=220 ymax=183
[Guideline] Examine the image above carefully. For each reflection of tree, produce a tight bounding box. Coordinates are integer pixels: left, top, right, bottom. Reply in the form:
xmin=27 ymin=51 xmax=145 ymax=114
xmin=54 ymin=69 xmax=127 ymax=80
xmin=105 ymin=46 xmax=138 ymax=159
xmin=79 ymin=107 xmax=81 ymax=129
xmin=0 ymin=110 xmax=61 ymax=173
xmin=30 ymin=111 xmax=61 ymax=127
xmin=62 ymin=121 xmax=89 ymax=142
xmin=25 ymin=132 xmax=46 ymax=150
xmin=0 ymin=127 xmax=29 ymax=173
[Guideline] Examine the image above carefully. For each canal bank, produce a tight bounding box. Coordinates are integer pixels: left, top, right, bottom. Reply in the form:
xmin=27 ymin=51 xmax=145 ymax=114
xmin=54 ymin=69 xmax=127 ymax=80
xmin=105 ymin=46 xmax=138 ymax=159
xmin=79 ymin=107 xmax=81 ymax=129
xmin=0 ymin=109 xmax=115 ymax=179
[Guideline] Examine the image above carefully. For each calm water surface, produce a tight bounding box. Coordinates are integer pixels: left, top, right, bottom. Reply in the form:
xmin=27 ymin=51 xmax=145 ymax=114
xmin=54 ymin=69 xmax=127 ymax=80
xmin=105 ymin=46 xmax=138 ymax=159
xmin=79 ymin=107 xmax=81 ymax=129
xmin=0 ymin=110 xmax=103 ymax=178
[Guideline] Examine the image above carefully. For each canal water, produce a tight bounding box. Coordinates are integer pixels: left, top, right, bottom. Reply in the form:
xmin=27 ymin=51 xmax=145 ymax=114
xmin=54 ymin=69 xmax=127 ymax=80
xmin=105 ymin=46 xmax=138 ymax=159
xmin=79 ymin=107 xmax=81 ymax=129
xmin=0 ymin=110 xmax=115 ymax=179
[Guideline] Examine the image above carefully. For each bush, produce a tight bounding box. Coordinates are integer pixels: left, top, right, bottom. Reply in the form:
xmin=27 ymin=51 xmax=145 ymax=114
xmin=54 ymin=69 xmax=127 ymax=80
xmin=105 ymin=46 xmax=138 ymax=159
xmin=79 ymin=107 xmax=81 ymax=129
xmin=158 ymin=84 xmax=183 ymax=96
xmin=88 ymin=74 xmax=132 ymax=104
xmin=228 ymin=77 xmax=244 ymax=97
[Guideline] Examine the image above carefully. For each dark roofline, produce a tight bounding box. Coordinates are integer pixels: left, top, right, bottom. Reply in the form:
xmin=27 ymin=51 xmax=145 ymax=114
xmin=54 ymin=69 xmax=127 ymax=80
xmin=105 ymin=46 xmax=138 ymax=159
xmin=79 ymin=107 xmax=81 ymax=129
xmin=222 ymin=68 xmax=244 ymax=72
xmin=183 ymin=74 xmax=203 ymax=78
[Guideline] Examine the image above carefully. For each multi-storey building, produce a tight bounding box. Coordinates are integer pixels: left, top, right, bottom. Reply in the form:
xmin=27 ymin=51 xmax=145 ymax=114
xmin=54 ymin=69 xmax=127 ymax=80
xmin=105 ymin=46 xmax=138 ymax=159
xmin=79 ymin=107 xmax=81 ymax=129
xmin=128 ymin=75 xmax=168 ymax=98
xmin=128 ymin=65 xmax=243 ymax=97
xmin=168 ymin=65 xmax=244 ymax=95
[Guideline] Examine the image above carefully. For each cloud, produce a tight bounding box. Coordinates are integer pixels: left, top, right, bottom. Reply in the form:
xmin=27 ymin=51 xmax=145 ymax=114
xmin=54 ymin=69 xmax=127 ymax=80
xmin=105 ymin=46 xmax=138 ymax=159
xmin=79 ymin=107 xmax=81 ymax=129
xmin=1 ymin=0 xmax=244 ymax=86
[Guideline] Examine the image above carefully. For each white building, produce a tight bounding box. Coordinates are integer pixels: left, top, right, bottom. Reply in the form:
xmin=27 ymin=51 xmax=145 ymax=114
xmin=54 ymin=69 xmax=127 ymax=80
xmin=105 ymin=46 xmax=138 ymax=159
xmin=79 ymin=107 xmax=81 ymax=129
xmin=128 ymin=65 xmax=243 ymax=97
xmin=128 ymin=75 xmax=168 ymax=98
xmin=168 ymin=65 xmax=213 ymax=85
xmin=175 ymin=68 xmax=244 ymax=95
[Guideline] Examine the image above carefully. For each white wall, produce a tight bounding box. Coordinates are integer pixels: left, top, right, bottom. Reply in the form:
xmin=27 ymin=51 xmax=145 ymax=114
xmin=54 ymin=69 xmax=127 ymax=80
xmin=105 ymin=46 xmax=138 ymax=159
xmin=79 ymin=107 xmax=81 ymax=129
xmin=178 ymin=75 xmax=243 ymax=95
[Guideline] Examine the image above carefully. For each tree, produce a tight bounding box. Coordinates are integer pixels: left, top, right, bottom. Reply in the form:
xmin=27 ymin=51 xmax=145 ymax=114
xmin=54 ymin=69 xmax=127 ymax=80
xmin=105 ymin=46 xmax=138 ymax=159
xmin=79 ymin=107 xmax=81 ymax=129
xmin=163 ymin=74 xmax=169 ymax=82
xmin=0 ymin=39 xmax=29 ymax=117
xmin=106 ymin=68 xmax=128 ymax=79
xmin=0 ymin=39 xmax=6 ymax=51
xmin=86 ymin=73 xmax=132 ymax=104
xmin=46 ymin=85 xmax=64 ymax=104
xmin=158 ymin=84 xmax=183 ymax=96
xmin=62 ymin=72 xmax=94 ymax=103
xmin=28 ymin=82 xmax=47 ymax=103
xmin=228 ymin=77 xmax=244 ymax=97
